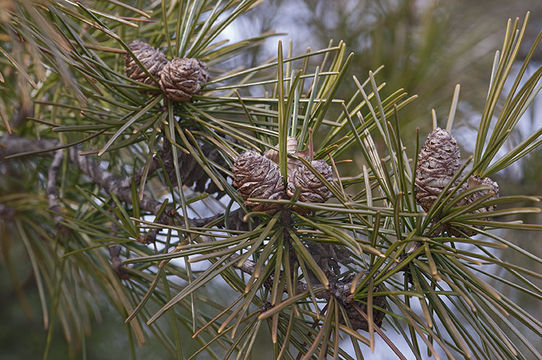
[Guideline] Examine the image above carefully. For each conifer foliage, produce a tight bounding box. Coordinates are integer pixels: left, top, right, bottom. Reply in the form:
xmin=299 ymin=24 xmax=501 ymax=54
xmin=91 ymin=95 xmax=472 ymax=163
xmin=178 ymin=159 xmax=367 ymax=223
xmin=1 ymin=1 xmax=542 ymax=359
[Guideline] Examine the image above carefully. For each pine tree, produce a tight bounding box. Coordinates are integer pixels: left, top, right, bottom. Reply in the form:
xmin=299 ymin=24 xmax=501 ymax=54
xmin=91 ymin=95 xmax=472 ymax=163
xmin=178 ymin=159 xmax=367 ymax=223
xmin=1 ymin=1 xmax=542 ymax=359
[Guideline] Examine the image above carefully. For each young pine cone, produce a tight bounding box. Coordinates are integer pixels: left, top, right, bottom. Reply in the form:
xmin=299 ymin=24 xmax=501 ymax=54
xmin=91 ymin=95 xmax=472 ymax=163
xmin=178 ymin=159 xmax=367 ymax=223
xmin=415 ymin=128 xmax=461 ymax=212
xmin=233 ymin=151 xmax=285 ymax=212
xmin=335 ymin=278 xmax=387 ymax=331
xmin=415 ymin=128 xmax=500 ymax=236
xmin=341 ymin=293 xmax=387 ymax=331
xmin=125 ymin=40 xmax=167 ymax=86
xmin=286 ymin=159 xmax=333 ymax=213
xmin=159 ymin=58 xmax=209 ymax=102
xmin=454 ymin=175 xmax=499 ymax=235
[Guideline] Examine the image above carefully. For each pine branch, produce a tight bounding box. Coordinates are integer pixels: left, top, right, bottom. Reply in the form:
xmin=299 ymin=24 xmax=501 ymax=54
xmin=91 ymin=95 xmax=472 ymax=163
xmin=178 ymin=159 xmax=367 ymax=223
xmin=220 ymin=233 xmax=380 ymax=331
xmin=46 ymin=149 xmax=66 ymax=228
xmin=1 ymin=136 xmax=195 ymax=231
xmin=0 ymin=203 xmax=16 ymax=219
xmin=108 ymin=245 xmax=130 ymax=280
xmin=0 ymin=136 xmax=59 ymax=157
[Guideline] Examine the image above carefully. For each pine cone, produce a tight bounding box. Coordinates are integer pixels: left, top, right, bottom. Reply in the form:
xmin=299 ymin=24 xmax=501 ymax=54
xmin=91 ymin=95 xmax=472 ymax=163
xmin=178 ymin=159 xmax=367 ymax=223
xmin=335 ymin=278 xmax=387 ymax=331
xmin=159 ymin=58 xmax=209 ymax=102
xmin=415 ymin=128 xmax=500 ymax=236
xmin=341 ymin=293 xmax=387 ymax=331
xmin=461 ymin=176 xmax=499 ymax=211
xmin=453 ymin=175 xmax=499 ymax=235
xmin=415 ymin=128 xmax=461 ymax=212
xmin=287 ymin=159 xmax=333 ymax=213
xmin=233 ymin=151 xmax=285 ymax=212
xmin=263 ymin=137 xmax=310 ymax=172
xmin=263 ymin=149 xmax=279 ymax=163
xmin=125 ymin=40 xmax=167 ymax=86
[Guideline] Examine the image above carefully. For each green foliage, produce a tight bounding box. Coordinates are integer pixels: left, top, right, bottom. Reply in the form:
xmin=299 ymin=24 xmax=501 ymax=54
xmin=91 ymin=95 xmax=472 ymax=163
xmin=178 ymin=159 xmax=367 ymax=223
xmin=1 ymin=1 xmax=541 ymax=359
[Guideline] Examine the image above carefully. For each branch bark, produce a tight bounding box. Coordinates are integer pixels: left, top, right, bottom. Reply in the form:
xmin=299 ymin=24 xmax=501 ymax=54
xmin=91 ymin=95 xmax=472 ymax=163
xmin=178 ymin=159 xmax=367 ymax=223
xmin=1 ymin=136 xmax=195 ymax=237
xmin=46 ymin=149 xmax=65 ymax=227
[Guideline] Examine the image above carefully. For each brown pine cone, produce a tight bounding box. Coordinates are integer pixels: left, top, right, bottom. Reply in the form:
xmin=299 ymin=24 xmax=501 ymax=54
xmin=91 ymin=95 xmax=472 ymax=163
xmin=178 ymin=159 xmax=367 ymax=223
xmin=460 ymin=176 xmax=499 ymax=211
xmin=233 ymin=150 xmax=285 ymax=212
xmin=415 ymin=128 xmax=461 ymax=212
xmin=287 ymin=159 xmax=333 ymax=213
xmin=341 ymin=293 xmax=387 ymax=331
xmin=334 ymin=278 xmax=387 ymax=331
xmin=159 ymin=58 xmax=209 ymax=102
xmin=415 ymin=128 xmax=500 ymax=236
xmin=263 ymin=137 xmax=310 ymax=173
xmin=263 ymin=148 xmax=279 ymax=163
xmin=125 ymin=40 xmax=167 ymax=86
xmin=453 ymin=175 xmax=499 ymax=235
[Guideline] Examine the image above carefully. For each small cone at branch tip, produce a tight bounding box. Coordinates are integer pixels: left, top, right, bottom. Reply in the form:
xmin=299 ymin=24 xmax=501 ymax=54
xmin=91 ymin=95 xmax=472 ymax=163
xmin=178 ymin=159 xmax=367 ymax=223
xmin=453 ymin=175 xmax=500 ymax=236
xmin=233 ymin=138 xmax=334 ymax=215
xmin=341 ymin=294 xmax=387 ymax=331
xmin=159 ymin=57 xmax=209 ymax=102
xmin=286 ymin=131 xmax=333 ymax=213
xmin=125 ymin=40 xmax=167 ymax=86
xmin=262 ymin=132 xmax=333 ymax=212
xmin=415 ymin=127 xmax=461 ymax=212
xmin=233 ymin=150 xmax=285 ymax=212
xmin=415 ymin=127 xmax=500 ymax=235
xmin=287 ymin=159 xmax=333 ymax=207
xmin=458 ymin=176 xmax=500 ymax=211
